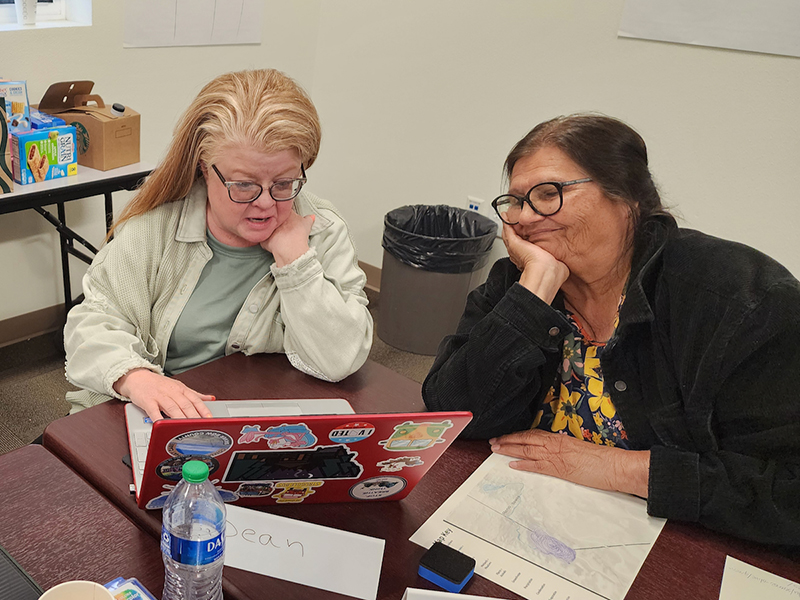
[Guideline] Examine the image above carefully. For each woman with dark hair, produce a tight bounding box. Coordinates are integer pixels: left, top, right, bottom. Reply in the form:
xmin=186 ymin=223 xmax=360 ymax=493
xmin=423 ymin=113 xmax=800 ymax=545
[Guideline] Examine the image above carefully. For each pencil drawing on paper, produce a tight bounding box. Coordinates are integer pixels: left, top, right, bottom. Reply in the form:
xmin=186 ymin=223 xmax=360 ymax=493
xmin=442 ymin=464 xmax=663 ymax=600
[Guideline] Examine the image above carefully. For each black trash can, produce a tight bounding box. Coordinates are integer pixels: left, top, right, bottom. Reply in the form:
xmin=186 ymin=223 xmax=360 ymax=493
xmin=378 ymin=204 xmax=497 ymax=355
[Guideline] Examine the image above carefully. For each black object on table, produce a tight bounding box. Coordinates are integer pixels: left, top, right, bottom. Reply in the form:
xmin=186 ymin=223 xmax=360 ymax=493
xmin=0 ymin=544 xmax=43 ymax=600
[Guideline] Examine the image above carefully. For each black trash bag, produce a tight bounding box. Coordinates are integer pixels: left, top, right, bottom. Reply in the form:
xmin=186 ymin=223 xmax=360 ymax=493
xmin=382 ymin=204 xmax=497 ymax=274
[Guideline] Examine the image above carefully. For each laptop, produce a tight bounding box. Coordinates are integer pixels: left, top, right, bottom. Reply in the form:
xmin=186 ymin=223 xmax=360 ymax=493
xmin=125 ymin=399 xmax=472 ymax=509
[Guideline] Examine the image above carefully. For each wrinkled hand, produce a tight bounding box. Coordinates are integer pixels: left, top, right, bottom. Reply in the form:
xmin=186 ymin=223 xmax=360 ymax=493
xmin=490 ymin=428 xmax=650 ymax=498
xmin=502 ymin=224 xmax=569 ymax=304
xmin=113 ymin=368 xmax=215 ymax=422
xmin=261 ymin=211 xmax=315 ymax=267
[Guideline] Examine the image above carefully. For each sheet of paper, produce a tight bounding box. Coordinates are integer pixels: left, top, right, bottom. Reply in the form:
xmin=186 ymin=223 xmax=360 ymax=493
xmin=411 ymin=454 xmax=665 ymax=600
xmin=618 ymin=0 xmax=800 ymax=58
xmin=719 ymin=556 xmax=800 ymax=600
xmin=402 ymin=588 xmax=499 ymax=600
xmin=123 ymin=0 xmax=263 ymax=48
xmin=224 ymin=504 xmax=385 ymax=600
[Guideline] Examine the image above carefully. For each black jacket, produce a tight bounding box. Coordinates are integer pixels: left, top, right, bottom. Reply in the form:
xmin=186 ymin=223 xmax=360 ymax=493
xmin=423 ymin=219 xmax=800 ymax=545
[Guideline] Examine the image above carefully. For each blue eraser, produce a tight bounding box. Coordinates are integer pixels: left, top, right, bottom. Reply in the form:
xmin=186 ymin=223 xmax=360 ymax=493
xmin=418 ymin=542 xmax=475 ymax=593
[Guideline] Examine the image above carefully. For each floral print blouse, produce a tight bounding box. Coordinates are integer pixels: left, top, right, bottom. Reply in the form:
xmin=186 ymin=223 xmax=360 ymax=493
xmin=533 ymin=305 xmax=630 ymax=449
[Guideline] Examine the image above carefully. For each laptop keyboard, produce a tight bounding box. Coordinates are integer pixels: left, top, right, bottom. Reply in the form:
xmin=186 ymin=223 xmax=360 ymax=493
xmin=133 ymin=431 xmax=151 ymax=476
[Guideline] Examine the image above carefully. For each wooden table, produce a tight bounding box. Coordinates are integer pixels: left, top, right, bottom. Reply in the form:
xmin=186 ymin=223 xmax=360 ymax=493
xmin=0 ymin=162 xmax=152 ymax=310
xmin=43 ymin=353 xmax=800 ymax=600
xmin=0 ymin=444 xmax=164 ymax=597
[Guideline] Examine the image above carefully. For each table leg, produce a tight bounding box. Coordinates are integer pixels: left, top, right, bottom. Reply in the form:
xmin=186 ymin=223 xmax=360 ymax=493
xmin=57 ymin=203 xmax=72 ymax=312
xmin=104 ymin=192 xmax=114 ymax=239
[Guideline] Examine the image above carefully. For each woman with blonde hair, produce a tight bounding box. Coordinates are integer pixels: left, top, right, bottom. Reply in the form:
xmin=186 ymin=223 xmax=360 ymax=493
xmin=64 ymin=69 xmax=372 ymax=422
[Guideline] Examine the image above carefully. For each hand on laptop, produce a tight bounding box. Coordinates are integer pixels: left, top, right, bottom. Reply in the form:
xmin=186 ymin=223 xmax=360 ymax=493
xmin=113 ymin=368 xmax=215 ymax=421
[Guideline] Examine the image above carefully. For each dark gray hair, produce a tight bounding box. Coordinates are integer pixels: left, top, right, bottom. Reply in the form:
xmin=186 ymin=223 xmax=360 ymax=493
xmin=505 ymin=113 xmax=676 ymax=252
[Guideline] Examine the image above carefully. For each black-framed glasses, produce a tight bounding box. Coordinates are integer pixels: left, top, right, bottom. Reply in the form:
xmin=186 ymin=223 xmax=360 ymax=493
xmin=211 ymin=164 xmax=307 ymax=203
xmin=492 ymin=178 xmax=592 ymax=224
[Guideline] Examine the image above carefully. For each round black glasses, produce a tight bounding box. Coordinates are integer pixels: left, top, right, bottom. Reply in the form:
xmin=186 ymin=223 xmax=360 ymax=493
xmin=492 ymin=178 xmax=592 ymax=225
xmin=211 ymin=164 xmax=307 ymax=203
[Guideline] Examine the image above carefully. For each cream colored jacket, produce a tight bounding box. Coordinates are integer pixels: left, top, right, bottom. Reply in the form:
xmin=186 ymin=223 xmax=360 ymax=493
xmin=64 ymin=182 xmax=373 ymax=413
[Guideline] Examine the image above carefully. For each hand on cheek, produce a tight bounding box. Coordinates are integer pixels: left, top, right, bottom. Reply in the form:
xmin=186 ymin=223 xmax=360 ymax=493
xmin=261 ymin=212 xmax=315 ymax=267
xmin=503 ymin=224 xmax=569 ymax=304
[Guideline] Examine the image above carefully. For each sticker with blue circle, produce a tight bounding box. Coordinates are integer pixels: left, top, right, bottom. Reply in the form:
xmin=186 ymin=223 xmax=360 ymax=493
xmin=329 ymin=422 xmax=375 ymax=444
xmin=166 ymin=430 xmax=233 ymax=458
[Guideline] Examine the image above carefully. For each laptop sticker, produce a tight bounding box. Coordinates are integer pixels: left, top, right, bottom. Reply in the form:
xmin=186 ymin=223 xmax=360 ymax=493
xmin=236 ymin=423 xmax=317 ymax=449
xmin=349 ymin=476 xmax=407 ymax=500
xmin=236 ymin=482 xmax=276 ymax=498
xmin=146 ymin=480 xmax=240 ymax=510
xmin=329 ymin=422 xmax=376 ymax=444
xmin=378 ymin=420 xmax=453 ymax=451
xmin=157 ymin=455 xmax=220 ymax=481
xmin=273 ymin=481 xmax=324 ymax=504
xmin=223 ymin=445 xmax=363 ymax=482
xmin=376 ymin=456 xmax=424 ymax=472
xmin=166 ymin=430 xmax=233 ymax=458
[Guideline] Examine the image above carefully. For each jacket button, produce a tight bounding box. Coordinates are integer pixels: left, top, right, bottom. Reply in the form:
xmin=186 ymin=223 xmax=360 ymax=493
xmin=548 ymin=327 xmax=560 ymax=337
xmin=249 ymin=304 xmax=258 ymax=314
xmin=231 ymin=343 xmax=240 ymax=350
xmin=614 ymin=380 xmax=627 ymax=392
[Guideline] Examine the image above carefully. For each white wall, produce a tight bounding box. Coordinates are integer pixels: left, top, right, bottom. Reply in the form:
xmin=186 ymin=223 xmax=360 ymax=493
xmin=309 ymin=0 xmax=800 ymax=274
xmin=1 ymin=0 xmax=798 ymax=323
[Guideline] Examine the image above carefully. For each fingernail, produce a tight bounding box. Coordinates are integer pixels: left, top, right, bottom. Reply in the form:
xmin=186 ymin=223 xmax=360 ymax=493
xmin=488 ymin=438 xmax=496 ymax=445
xmin=490 ymin=444 xmax=500 ymax=452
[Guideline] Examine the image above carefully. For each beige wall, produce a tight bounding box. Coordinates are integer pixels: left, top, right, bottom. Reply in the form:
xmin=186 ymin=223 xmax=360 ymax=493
xmin=1 ymin=0 xmax=798 ymax=323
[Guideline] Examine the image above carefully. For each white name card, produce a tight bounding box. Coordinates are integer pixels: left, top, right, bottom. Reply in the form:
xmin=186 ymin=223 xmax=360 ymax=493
xmin=719 ymin=556 xmax=800 ymax=600
xmin=224 ymin=504 xmax=385 ymax=600
xmin=402 ymin=588 xmax=507 ymax=600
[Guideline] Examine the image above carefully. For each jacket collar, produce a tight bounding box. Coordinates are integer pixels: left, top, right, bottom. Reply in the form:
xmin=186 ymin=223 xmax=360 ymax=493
xmin=174 ymin=180 xmax=333 ymax=244
xmin=618 ymin=217 xmax=676 ymax=327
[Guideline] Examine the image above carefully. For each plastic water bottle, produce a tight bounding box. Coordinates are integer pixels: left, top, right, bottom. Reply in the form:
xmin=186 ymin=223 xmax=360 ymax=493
xmin=161 ymin=460 xmax=227 ymax=600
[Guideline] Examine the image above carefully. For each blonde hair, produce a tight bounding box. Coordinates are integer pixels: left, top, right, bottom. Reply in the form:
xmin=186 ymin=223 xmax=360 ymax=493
xmin=111 ymin=69 xmax=321 ymax=235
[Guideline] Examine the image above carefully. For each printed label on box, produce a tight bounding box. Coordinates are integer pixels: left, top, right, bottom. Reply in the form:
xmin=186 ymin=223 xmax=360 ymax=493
xmin=11 ymin=126 xmax=78 ymax=185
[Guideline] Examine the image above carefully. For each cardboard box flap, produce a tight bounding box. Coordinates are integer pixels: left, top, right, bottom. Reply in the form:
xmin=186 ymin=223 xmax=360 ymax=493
xmin=38 ymin=81 xmax=95 ymax=112
xmin=58 ymin=104 xmax=138 ymax=123
xmin=74 ymin=94 xmax=105 ymax=108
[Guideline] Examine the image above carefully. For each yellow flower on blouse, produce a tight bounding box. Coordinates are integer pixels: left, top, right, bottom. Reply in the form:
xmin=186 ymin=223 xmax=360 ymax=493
xmin=551 ymin=390 xmax=584 ymax=439
xmin=584 ymin=345 xmax=616 ymax=419
xmin=584 ymin=345 xmax=601 ymax=378
xmin=587 ymin=378 xmax=616 ymax=418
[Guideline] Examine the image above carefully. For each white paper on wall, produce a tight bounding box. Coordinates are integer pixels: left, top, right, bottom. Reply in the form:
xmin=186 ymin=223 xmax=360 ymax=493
xmin=618 ymin=0 xmax=800 ymax=59
xmin=123 ymin=0 xmax=263 ymax=48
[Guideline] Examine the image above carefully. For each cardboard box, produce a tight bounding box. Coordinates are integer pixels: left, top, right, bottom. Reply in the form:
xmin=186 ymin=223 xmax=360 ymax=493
xmin=1 ymin=96 xmax=13 ymax=194
xmin=37 ymin=81 xmax=140 ymax=171
xmin=0 ymin=81 xmax=31 ymax=134
xmin=11 ymin=126 xmax=78 ymax=185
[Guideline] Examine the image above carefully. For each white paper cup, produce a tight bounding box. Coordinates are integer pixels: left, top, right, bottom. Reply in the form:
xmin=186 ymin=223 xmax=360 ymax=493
xmin=14 ymin=0 xmax=37 ymax=25
xmin=39 ymin=580 xmax=115 ymax=600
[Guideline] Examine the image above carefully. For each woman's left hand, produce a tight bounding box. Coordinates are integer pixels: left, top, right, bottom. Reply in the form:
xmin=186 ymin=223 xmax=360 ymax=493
xmin=261 ymin=211 xmax=315 ymax=267
xmin=490 ymin=429 xmax=650 ymax=498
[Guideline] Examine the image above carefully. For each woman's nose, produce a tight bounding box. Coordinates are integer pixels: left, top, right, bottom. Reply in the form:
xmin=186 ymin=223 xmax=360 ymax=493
xmin=517 ymin=201 xmax=544 ymax=225
xmin=252 ymin=192 xmax=277 ymax=209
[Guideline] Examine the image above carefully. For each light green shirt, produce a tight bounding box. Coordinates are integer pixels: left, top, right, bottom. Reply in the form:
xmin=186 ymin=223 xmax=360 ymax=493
xmin=64 ymin=181 xmax=373 ymax=413
xmin=164 ymin=230 xmax=273 ymax=375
